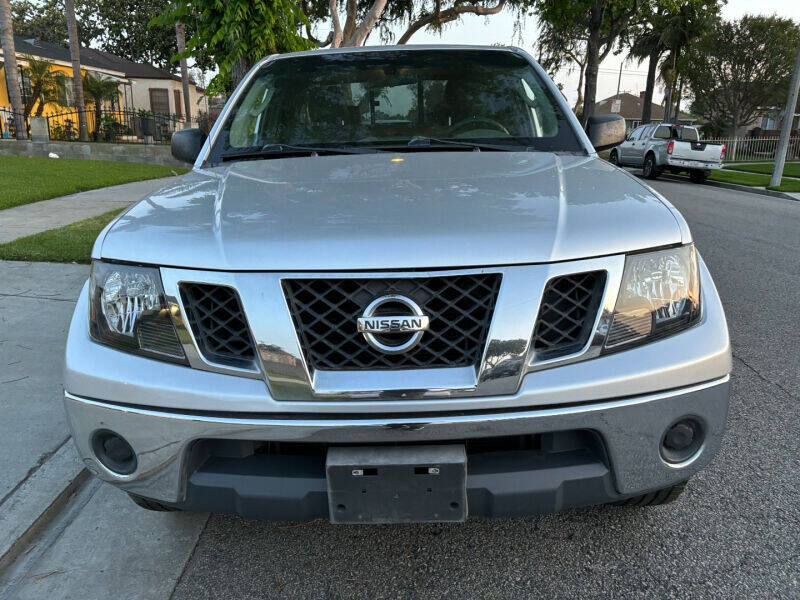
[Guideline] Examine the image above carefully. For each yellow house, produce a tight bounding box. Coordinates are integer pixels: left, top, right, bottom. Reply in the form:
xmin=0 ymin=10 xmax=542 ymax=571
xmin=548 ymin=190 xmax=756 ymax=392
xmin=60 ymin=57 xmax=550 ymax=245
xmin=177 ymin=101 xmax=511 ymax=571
xmin=1 ymin=36 xmax=206 ymax=140
xmin=1 ymin=35 xmax=130 ymax=136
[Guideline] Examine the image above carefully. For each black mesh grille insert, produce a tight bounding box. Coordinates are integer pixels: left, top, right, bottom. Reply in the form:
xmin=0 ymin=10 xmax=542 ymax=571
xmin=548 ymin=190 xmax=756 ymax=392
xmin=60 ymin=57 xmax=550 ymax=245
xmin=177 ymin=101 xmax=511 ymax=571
xmin=180 ymin=283 xmax=256 ymax=367
xmin=531 ymin=271 xmax=606 ymax=361
xmin=283 ymin=274 xmax=502 ymax=370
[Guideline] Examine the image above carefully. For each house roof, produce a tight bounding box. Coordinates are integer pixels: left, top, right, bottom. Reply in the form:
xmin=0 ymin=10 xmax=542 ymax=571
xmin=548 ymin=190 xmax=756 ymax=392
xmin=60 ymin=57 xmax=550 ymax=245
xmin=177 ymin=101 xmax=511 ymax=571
xmin=9 ymin=35 xmax=198 ymax=87
xmin=80 ymin=47 xmax=196 ymax=85
xmin=594 ymin=92 xmax=694 ymax=122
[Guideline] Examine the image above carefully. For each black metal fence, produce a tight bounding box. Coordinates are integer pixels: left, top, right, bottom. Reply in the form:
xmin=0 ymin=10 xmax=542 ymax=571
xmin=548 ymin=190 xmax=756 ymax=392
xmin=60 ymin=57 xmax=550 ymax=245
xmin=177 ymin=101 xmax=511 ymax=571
xmin=0 ymin=108 xmax=30 ymax=139
xmin=45 ymin=109 xmax=203 ymax=144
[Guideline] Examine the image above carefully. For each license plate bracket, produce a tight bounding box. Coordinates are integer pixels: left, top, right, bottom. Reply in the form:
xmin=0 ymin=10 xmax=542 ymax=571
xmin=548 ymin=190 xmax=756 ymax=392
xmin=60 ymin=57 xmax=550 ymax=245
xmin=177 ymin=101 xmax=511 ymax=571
xmin=326 ymin=445 xmax=467 ymax=524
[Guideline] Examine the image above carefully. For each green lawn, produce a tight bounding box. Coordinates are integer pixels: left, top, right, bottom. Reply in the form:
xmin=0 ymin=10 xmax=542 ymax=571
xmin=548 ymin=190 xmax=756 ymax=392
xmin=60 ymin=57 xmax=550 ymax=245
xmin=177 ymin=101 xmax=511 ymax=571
xmin=709 ymin=169 xmax=800 ymax=192
xmin=724 ymin=162 xmax=800 ymax=178
xmin=0 ymin=156 xmax=187 ymax=210
xmin=0 ymin=208 xmax=123 ymax=263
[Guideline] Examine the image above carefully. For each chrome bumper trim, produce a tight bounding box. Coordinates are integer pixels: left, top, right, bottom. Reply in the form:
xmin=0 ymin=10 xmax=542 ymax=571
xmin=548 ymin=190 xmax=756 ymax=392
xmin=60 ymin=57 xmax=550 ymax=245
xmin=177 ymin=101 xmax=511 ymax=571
xmin=65 ymin=376 xmax=729 ymax=504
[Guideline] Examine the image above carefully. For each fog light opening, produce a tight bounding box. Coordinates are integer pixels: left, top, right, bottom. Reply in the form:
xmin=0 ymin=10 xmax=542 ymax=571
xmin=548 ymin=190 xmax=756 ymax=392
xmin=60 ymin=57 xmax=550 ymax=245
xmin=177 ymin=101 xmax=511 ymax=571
xmin=91 ymin=429 xmax=137 ymax=475
xmin=660 ymin=417 xmax=704 ymax=465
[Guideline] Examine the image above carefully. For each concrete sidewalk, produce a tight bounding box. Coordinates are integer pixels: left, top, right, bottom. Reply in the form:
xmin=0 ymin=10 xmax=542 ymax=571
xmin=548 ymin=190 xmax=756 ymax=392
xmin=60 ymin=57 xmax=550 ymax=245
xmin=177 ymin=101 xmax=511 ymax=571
xmin=0 ymin=176 xmax=177 ymax=244
xmin=0 ymin=262 xmax=89 ymax=567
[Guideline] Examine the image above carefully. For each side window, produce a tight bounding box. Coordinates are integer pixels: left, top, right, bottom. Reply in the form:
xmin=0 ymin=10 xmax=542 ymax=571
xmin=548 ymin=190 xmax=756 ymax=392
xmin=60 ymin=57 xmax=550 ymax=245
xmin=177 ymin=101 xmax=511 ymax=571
xmin=228 ymin=77 xmax=273 ymax=147
xmin=653 ymin=125 xmax=671 ymax=139
xmin=520 ymin=77 xmax=558 ymax=137
xmin=628 ymin=126 xmax=644 ymax=141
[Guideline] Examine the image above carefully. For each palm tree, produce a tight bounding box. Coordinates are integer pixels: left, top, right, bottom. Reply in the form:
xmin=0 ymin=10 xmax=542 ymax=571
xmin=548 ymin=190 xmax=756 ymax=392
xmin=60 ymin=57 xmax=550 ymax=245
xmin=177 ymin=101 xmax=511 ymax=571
xmin=626 ymin=5 xmax=667 ymax=125
xmin=626 ymin=1 xmax=719 ymax=125
xmin=65 ymin=0 xmax=89 ymax=140
xmin=0 ymin=0 xmax=27 ymax=138
xmin=82 ymin=72 xmax=119 ymax=140
xmin=175 ymin=21 xmax=192 ymax=123
xmin=20 ymin=55 xmax=68 ymax=116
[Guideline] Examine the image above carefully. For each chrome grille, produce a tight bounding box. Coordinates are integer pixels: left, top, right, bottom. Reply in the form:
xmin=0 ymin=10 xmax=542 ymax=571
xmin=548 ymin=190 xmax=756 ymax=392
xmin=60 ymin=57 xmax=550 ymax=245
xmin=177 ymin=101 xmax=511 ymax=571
xmin=282 ymin=274 xmax=502 ymax=370
xmin=531 ymin=271 xmax=606 ymax=361
xmin=180 ymin=283 xmax=256 ymax=367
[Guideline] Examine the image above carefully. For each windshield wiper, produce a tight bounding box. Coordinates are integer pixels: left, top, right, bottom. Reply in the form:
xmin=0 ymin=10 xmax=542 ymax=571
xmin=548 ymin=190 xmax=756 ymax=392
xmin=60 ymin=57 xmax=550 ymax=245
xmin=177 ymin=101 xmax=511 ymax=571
xmin=221 ymin=143 xmax=383 ymax=161
xmin=405 ymin=136 xmax=527 ymax=152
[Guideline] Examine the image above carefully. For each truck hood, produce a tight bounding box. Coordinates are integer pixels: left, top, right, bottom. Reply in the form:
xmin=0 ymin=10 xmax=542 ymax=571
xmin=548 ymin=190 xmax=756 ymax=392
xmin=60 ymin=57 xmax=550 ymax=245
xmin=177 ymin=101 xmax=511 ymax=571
xmin=98 ymin=152 xmax=683 ymax=271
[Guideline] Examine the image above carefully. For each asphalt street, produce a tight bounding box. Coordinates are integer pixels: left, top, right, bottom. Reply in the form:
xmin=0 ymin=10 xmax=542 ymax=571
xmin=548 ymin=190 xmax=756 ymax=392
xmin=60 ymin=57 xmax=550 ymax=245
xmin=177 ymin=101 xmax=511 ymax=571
xmin=1 ymin=178 xmax=798 ymax=599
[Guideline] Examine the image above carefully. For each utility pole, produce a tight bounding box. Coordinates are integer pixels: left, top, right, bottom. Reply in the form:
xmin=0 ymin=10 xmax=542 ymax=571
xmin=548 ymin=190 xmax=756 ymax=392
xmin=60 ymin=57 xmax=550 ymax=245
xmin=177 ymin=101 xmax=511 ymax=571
xmin=616 ymin=61 xmax=623 ymax=96
xmin=771 ymin=40 xmax=800 ymax=188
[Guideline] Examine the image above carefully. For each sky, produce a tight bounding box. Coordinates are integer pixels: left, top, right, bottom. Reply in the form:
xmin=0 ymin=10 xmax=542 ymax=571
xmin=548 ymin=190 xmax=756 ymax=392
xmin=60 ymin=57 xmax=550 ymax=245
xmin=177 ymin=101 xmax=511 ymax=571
xmin=357 ymin=0 xmax=800 ymax=108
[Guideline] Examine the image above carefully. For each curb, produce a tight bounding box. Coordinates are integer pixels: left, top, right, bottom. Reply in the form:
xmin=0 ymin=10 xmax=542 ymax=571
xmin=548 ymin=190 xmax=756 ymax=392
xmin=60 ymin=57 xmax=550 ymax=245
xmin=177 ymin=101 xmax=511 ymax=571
xmin=655 ymin=173 xmax=799 ymax=201
xmin=0 ymin=442 xmax=88 ymax=571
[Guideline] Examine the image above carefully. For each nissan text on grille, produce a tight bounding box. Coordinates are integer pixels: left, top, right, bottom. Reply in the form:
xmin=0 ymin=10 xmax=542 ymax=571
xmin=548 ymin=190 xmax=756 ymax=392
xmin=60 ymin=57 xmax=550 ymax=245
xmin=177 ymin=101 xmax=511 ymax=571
xmin=64 ymin=46 xmax=731 ymax=523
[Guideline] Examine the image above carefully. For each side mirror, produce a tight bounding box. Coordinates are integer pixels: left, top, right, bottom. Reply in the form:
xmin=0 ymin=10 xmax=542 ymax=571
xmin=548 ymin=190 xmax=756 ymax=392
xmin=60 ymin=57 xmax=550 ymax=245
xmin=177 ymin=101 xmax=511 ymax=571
xmin=586 ymin=114 xmax=626 ymax=152
xmin=171 ymin=128 xmax=206 ymax=164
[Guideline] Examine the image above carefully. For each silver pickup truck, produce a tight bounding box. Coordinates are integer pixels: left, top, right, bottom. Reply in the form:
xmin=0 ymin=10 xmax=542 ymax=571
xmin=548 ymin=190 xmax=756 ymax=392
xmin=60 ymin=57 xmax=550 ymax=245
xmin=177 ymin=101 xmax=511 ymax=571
xmin=63 ymin=46 xmax=730 ymax=524
xmin=610 ymin=123 xmax=725 ymax=183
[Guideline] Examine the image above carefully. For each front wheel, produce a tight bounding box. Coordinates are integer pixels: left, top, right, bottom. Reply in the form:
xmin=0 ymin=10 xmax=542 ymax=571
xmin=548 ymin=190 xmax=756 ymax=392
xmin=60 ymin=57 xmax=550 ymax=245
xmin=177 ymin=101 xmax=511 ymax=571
xmin=690 ymin=170 xmax=709 ymax=184
xmin=609 ymin=150 xmax=620 ymax=166
xmin=643 ymin=154 xmax=660 ymax=179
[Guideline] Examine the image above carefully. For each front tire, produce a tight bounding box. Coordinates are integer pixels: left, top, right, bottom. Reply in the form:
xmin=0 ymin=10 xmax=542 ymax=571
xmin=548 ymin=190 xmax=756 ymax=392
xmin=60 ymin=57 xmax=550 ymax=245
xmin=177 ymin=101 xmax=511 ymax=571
xmin=689 ymin=170 xmax=709 ymax=184
xmin=612 ymin=481 xmax=688 ymax=507
xmin=609 ymin=150 xmax=620 ymax=166
xmin=643 ymin=154 xmax=660 ymax=180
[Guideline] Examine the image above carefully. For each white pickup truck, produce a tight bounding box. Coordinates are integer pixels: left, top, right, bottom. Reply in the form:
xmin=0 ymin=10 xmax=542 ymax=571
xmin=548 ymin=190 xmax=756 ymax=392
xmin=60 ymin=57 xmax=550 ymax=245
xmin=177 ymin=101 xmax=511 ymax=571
xmin=610 ymin=123 xmax=725 ymax=183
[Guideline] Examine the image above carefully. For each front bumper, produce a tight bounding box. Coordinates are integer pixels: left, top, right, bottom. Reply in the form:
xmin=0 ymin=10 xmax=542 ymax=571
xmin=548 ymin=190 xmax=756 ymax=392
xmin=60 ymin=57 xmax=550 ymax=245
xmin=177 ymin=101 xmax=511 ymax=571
xmin=65 ymin=377 xmax=729 ymax=518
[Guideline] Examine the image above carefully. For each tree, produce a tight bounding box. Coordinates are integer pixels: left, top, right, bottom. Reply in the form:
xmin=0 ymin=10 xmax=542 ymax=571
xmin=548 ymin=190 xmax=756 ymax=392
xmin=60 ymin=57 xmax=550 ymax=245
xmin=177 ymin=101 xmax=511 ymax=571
xmin=175 ymin=21 xmax=192 ymax=121
xmin=91 ymin=0 xmax=200 ymax=72
xmin=157 ymin=0 xmax=521 ymax=96
xmin=621 ymin=2 xmax=666 ymax=124
xmin=1 ymin=0 xmax=27 ymax=138
xmin=622 ymin=1 xmax=719 ymax=124
xmin=11 ymin=0 xmax=98 ymax=45
xmin=19 ymin=54 xmax=67 ymax=116
xmin=65 ymin=0 xmax=88 ymax=140
xmin=153 ymin=0 xmax=313 ymax=96
xmin=535 ymin=18 xmax=588 ymax=114
xmin=684 ymin=15 xmax=800 ymax=135
xmin=535 ymin=0 xmax=642 ymax=126
xmin=82 ymin=71 xmax=118 ymax=139
xmin=302 ymin=0 xmax=516 ymax=49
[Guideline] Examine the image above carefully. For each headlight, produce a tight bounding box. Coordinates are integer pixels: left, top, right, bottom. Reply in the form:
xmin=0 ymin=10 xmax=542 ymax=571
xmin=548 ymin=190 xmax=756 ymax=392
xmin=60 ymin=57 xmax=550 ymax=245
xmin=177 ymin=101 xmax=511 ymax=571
xmin=89 ymin=261 xmax=187 ymax=363
xmin=605 ymin=244 xmax=701 ymax=350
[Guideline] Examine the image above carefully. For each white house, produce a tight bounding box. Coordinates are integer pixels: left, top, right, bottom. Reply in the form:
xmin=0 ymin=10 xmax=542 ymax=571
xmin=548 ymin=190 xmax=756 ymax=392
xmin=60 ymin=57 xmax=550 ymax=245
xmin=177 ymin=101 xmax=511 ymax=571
xmin=80 ymin=47 xmax=208 ymax=118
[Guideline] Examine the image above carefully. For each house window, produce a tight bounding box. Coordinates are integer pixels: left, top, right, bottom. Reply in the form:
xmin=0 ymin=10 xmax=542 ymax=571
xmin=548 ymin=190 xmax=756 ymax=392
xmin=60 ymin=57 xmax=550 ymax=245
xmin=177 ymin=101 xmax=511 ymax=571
xmin=57 ymin=76 xmax=75 ymax=107
xmin=149 ymin=88 xmax=170 ymax=115
xmin=18 ymin=69 xmax=32 ymax=108
xmin=174 ymin=90 xmax=182 ymax=117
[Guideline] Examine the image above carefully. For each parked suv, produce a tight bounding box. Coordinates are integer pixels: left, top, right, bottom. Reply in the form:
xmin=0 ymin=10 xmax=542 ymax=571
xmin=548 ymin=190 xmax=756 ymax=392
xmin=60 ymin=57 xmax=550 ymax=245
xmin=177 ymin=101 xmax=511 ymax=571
xmin=64 ymin=46 xmax=730 ymax=524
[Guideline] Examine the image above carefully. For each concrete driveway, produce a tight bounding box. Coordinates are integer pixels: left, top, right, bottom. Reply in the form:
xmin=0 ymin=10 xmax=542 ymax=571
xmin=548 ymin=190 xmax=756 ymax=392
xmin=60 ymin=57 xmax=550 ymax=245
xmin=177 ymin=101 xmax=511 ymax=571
xmin=0 ymin=179 xmax=798 ymax=599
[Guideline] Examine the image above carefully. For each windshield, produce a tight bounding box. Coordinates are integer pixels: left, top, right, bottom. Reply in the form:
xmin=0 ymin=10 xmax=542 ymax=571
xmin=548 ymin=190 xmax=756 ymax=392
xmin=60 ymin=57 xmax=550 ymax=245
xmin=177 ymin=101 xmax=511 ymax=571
xmin=208 ymin=49 xmax=583 ymax=162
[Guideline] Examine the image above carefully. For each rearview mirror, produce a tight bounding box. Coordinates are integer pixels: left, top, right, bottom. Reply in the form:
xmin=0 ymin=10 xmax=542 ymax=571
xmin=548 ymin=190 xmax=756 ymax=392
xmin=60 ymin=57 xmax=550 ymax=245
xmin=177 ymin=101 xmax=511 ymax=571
xmin=586 ymin=114 xmax=626 ymax=152
xmin=171 ymin=128 xmax=206 ymax=164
